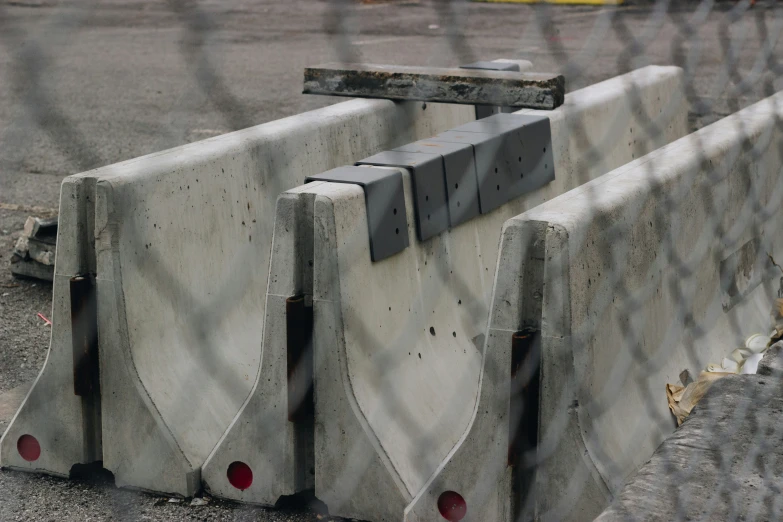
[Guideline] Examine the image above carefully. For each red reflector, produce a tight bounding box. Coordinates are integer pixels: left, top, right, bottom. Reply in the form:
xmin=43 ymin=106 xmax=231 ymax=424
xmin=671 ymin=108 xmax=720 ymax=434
xmin=227 ymin=461 xmax=253 ymax=490
xmin=17 ymin=434 xmax=41 ymax=462
xmin=437 ymin=490 xmax=467 ymax=521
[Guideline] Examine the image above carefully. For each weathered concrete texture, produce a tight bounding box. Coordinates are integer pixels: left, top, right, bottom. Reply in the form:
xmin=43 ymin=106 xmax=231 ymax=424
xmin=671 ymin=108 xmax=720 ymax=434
xmin=200 ymin=181 xmax=335 ymax=505
xmin=311 ymin=66 xmax=688 ymax=522
xmin=2 ymin=2 xmax=782 ymax=520
xmin=595 ymin=374 xmax=783 ymax=522
xmin=0 ymin=177 xmax=100 ymax=478
xmin=92 ymin=98 xmax=472 ymax=497
xmin=0 ymin=98 xmax=473 ymax=496
xmin=303 ymin=64 xmax=566 ymax=110
xmin=757 ymin=340 xmax=783 ymax=379
xmin=449 ymin=90 xmax=783 ymax=522
xmin=404 ymin=66 xmax=688 ymax=522
xmin=313 ymin=170 xmax=497 ymax=522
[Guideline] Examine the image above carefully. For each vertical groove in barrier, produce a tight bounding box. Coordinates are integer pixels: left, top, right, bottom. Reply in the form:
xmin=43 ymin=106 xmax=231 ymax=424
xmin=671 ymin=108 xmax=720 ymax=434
xmin=286 ymin=294 xmax=315 ymax=490
xmin=70 ymin=275 xmax=102 ymax=461
xmin=509 ymin=328 xmax=541 ymax=518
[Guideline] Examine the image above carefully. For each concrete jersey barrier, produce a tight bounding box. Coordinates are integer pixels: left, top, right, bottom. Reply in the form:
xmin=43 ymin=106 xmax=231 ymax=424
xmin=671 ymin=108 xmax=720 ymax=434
xmin=200 ymin=180 xmax=334 ymax=503
xmin=0 ymin=98 xmax=473 ymax=495
xmin=311 ymin=65 xmax=688 ymax=522
xmin=407 ymin=90 xmax=783 ymax=522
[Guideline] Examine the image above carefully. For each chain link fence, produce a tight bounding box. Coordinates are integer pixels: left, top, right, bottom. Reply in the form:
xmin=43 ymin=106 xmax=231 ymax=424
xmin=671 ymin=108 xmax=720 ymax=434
xmin=2 ymin=1 xmax=783 ymax=521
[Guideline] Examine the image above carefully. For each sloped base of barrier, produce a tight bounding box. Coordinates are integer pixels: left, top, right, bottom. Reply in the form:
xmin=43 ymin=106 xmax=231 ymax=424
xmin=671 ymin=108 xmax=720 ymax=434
xmin=1 ymin=98 xmax=473 ymax=498
xmin=0 ymin=176 xmax=101 ymax=479
xmin=313 ymin=66 xmax=689 ymax=522
xmin=411 ymin=90 xmax=783 ymax=522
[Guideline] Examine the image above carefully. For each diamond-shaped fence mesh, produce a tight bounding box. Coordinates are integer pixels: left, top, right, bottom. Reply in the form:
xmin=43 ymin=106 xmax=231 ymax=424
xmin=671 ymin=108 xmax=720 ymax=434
xmin=2 ymin=1 xmax=783 ymax=521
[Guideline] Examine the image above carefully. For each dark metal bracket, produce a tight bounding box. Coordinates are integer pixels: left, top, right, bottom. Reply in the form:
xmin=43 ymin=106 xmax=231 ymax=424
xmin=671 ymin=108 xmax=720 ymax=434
xmin=509 ymin=328 xmax=541 ymax=520
xmin=71 ymin=275 xmax=99 ymax=397
xmin=286 ymin=294 xmax=315 ymax=491
xmin=433 ymin=113 xmax=555 ymax=214
xmin=286 ymin=295 xmax=314 ymax=424
xmin=70 ymin=274 xmax=102 ymax=462
xmin=357 ymin=151 xmax=449 ymax=241
xmin=306 ymin=166 xmax=409 ymax=262
xmin=306 ymin=113 xmax=553 ymax=256
xmin=394 ymin=140 xmax=480 ymax=228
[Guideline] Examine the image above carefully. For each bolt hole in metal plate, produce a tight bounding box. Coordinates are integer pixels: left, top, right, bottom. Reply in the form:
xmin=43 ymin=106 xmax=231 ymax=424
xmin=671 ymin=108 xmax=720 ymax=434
xmin=306 ymin=166 xmax=409 ymax=262
xmin=433 ymin=113 xmax=554 ymax=214
xmin=357 ymin=150 xmax=449 ymax=241
xmin=393 ymin=139 xmax=480 ymax=227
xmin=429 ymin=131 xmax=506 ymax=214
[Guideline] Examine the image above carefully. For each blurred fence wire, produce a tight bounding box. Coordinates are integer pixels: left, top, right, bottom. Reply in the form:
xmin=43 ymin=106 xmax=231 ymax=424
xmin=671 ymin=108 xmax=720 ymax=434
xmin=4 ymin=1 xmax=783 ymax=521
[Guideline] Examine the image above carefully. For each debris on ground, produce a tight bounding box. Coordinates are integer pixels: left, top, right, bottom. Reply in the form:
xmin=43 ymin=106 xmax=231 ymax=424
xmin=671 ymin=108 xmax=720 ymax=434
xmin=667 ymin=324 xmax=783 ymax=425
xmin=190 ymin=497 xmax=209 ymax=506
xmin=667 ymin=371 xmax=732 ymax=425
xmin=36 ymin=313 xmax=52 ymax=326
xmin=10 ymin=216 xmax=57 ymax=282
xmin=705 ymin=332 xmax=774 ymax=374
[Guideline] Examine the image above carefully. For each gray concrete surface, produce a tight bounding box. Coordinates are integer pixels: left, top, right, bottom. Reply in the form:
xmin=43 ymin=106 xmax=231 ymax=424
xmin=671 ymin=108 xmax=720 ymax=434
xmin=403 ymin=65 xmax=688 ymax=522
xmin=311 ymin=66 xmax=687 ymax=522
xmin=1 ymin=0 xmax=783 ymax=520
xmin=200 ymin=182 xmax=329 ymax=505
xmin=1 ymin=96 xmax=470 ymax=494
xmin=465 ymin=90 xmax=783 ymax=521
xmin=595 ymin=369 xmax=783 ymax=522
xmin=95 ymin=99 xmax=466 ymax=495
xmin=592 ymin=343 xmax=783 ymax=521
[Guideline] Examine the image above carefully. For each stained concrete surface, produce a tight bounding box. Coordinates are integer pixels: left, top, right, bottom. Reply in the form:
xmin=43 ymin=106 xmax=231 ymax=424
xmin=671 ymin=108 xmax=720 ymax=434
xmin=595 ymin=373 xmax=783 ymax=522
xmin=1 ymin=0 xmax=783 ymax=520
xmin=596 ymin=345 xmax=783 ymax=521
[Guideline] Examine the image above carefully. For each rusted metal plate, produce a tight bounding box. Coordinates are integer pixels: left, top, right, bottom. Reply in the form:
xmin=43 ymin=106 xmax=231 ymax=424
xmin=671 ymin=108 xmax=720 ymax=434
xmin=303 ymin=63 xmax=565 ymax=110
